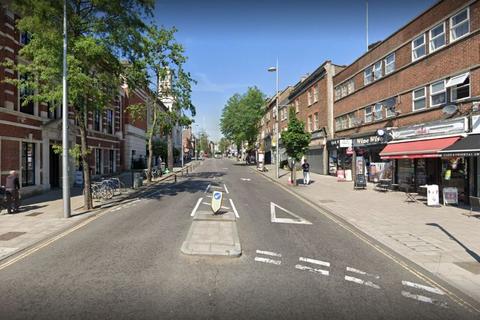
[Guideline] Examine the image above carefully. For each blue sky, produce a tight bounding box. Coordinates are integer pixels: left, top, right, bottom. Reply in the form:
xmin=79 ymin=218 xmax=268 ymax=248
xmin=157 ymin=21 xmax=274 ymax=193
xmin=154 ymin=0 xmax=436 ymax=141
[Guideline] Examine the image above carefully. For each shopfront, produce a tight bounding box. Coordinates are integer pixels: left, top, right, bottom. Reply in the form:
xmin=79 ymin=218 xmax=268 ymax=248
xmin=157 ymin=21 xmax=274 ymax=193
xmin=327 ymin=138 xmax=353 ymax=178
xmin=379 ymin=117 xmax=469 ymax=197
xmin=352 ymin=133 xmax=391 ymax=182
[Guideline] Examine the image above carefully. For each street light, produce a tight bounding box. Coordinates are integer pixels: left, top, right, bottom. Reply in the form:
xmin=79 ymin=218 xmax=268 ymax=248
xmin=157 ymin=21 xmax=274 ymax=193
xmin=268 ymin=59 xmax=280 ymax=179
xmin=62 ymin=0 xmax=71 ymax=218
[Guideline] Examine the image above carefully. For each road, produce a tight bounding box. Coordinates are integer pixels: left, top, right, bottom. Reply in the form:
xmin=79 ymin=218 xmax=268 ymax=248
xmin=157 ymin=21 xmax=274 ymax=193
xmin=0 ymin=158 xmax=478 ymax=319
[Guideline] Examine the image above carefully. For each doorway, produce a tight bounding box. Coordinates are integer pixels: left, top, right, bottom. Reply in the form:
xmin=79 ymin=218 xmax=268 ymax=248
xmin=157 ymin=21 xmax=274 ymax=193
xmin=49 ymin=145 xmax=60 ymax=188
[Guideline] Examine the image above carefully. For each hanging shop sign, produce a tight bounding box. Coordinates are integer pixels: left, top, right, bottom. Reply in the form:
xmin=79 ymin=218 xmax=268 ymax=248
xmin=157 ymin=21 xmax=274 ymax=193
xmin=392 ymin=117 xmax=468 ymax=141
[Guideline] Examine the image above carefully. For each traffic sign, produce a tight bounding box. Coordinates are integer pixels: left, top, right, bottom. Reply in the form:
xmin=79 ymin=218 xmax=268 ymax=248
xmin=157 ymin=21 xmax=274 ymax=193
xmin=211 ymin=191 xmax=223 ymax=214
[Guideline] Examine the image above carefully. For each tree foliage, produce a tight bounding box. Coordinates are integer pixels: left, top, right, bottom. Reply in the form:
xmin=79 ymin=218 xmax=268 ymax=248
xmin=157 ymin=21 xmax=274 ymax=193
xmin=220 ymin=87 xmax=265 ymax=149
xmin=198 ymin=130 xmax=209 ymax=155
xmin=218 ymin=137 xmax=230 ymax=154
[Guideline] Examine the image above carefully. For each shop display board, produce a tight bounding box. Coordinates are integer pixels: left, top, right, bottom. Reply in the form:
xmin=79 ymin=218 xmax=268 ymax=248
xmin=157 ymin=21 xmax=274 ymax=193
xmin=443 ymin=187 xmax=458 ymax=205
xmin=354 ymin=157 xmax=366 ymax=189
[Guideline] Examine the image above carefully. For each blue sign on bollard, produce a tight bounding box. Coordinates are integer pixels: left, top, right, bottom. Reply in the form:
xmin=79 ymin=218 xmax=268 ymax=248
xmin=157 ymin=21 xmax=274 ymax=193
xmin=211 ymin=191 xmax=223 ymax=214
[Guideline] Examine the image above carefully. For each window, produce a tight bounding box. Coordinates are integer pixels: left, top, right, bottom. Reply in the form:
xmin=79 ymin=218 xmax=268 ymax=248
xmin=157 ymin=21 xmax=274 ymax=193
xmin=20 ymin=31 xmax=31 ymax=45
xmin=95 ymin=149 xmax=102 ymax=175
xmin=19 ymin=73 xmax=34 ymax=115
xmin=430 ymin=80 xmax=446 ymax=106
xmin=335 ymin=115 xmax=348 ymax=130
xmin=448 ymin=73 xmax=470 ymax=101
xmin=109 ymin=150 xmax=115 ymax=173
xmin=313 ymin=85 xmax=318 ymax=103
xmin=347 ymin=79 xmax=355 ymax=94
xmin=374 ymin=103 xmax=383 ymax=121
xmin=383 ymin=97 xmax=397 ymax=118
xmin=364 ymin=66 xmax=373 ymax=85
xmin=307 ymin=90 xmax=312 ymax=105
xmin=373 ymin=61 xmax=382 ymax=80
xmin=22 ymin=142 xmax=35 ymax=186
xmin=313 ymin=112 xmax=319 ymax=131
xmin=94 ymin=110 xmax=101 ymax=131
xmin=384 ymin=53 xmax=395 ymax=75
xmin=450 ymin=8 xmax=470 ymax=42
xmin=295 ymin=99 xmax=299 ymax=113
xmin=47 ymin=101 xmax=62 ymax=119
xmin=364 ymin=106 xmax=373 ymax=123
xmin=430 ymin=23 xmax=445 ymax=52
xmin=412 ymin=34 xmax=426 ymax=61
xmin=412 ymin=87 xmax=426 ymax=111
xmin=347 ymin=113 xmax=356 ymax=128
xmin=341 ymin=85 xmax=347 ymax=97
xmin=335 ymin=87 xmax=341 ymax=100
xmin=307 ymin=115 xmax=312 ymax=132
xmin=106 ymin=109 xmax=114 ymax=134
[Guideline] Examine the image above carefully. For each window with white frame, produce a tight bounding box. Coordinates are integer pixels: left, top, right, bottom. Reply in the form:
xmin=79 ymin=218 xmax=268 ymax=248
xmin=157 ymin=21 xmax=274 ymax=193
xmin=335 ymin=118 xmax=341 ymax=131
xmin=447 ymin=73 xmax=470 ymax=101
xmin=374 ymin=103 xmax=383 ymax=121
xmin=295 ymin=99 xmax=299 ymax=113
xmin=347 ymin=113 xmax=356 ymax=128
xmin=373 ymin=61 xmax=382 ymax=80
xmin=106 ymin=109 xmax=114 ymax=134
xmin=313 ymin=85 xmax=318 ymax=103
xmin=430 ymin=23 xmax=446 ymax=52
xmin=340 ymin=115 xmax=347 ymax=130
xmin=412 ymin=34 xmax=426 ymax=61
xmin=314 ymin=112 xmax=319 ymax=130
xmin=347 ymin=79 xmax=355 ymax=94
xmin=384 ymin=53 xmax=395 ymax=74
xmin=364 ymin=66 xmax=373 ymax=85
xmin=450 ymin=7 xmax=470 ymax=42
xmin=341 ymin=85 xmax=347 ymax=97
xmin=307 ymin=115 xmax=312 ymax=132
xmin=383 ymin=97 xmax=397 ymax=118
xmin=365 ymin=106 xmax=373 ymax=123
xmin=335 ymin=87 xmax=341 ymax=100
xmin=430 ymin=80 xmax=446 ymax=106
xmin=307 ymin=90 xmax=312 ymax=105
xmin=412 ymin=87 xmax=426 ymax=111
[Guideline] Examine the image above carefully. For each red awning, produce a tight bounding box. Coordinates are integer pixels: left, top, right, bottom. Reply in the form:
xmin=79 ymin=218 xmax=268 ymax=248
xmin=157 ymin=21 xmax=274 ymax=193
xmin=380 ymin=137 xmax=460 ymax=160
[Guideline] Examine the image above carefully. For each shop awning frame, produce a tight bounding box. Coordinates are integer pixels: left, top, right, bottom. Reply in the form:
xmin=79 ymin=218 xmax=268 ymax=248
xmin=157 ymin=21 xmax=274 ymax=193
xmin=380 ymin=136 xmax=460 ymax=160
xmin=439 ymin=134 xmax=480 ymax=157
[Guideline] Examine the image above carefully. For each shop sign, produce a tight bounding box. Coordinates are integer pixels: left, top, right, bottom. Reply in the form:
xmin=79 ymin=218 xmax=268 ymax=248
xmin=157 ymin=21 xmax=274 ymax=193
xmin=472 ymin=115 xmax=480 ymax=134
xmin=346 ymin=147 xmax=354 ymax=155
xmin=392 ymin=117 xmax=467 ymax=141
xmin=353 ymin=135 xmax=384 ymax=147
xmin=339 ymin=139 xmax=352 ymax=148
xmin=328 ymin=138 xmax=352 ymax=148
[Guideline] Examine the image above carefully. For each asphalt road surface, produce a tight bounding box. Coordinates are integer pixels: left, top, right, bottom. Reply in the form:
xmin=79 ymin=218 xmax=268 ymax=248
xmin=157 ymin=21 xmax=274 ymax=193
xmin=0 ymin=158 xmax=479 ymax=319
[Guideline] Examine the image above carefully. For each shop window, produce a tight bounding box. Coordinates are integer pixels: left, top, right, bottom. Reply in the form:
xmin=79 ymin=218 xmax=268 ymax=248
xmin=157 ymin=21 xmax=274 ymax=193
xmin=364 ymin=66 xmax=373 ymax=85
xmin=450 ymin=7 xmax=469 ymax=42
xmin=364 ymin=106 xmax=373 ymax=123
xmin=430 ymin=80 xmax=446 ymax=106
xmin=384 ymin=53 xmax=395 ymax=75
xmin=447 ymin=73 xmax=470 ymax=101
xmin=429 ymin=22 xmax=446 ymax=52
xmin=373 ymin=61 xmax=382 ymax=80
xmin=22 ymin=142 xmax=35 ymax=186
xmin=374 ymin=103 xmax=383 ymax=121
xmin=412 ymin=87 xmax=426 ymax=111
xmin=412 ymin=34 xmax=426 ymax=61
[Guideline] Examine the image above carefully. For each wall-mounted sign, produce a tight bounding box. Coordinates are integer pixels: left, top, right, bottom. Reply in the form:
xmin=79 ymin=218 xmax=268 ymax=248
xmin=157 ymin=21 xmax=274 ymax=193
xmin=353 ymin=134 xmax=384 ymax=147
xmin=339 ymin=139 xmax=352 ymax=148
xmin=392 ymin=117 xmax=467 ymax=140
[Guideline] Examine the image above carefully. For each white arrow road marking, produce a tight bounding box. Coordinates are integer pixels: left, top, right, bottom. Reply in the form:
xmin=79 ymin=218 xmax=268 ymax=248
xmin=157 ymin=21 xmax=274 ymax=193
xmin=241 ymin=178 xmax=251 ymax=181
xmin=254 ymin=257 xmax=281 ymax=265
xmin=223 ymin=184 xmax=229 ymax=194
xmin=204 ymin=184 xmax=211 ymax=193
xmin=190 ymin=198 xmax=203 ymax=217
xmin=344 ymin=275 xmax=381 ymax=289
xmin=401 ymin=281 xmax=445 ymax=295
xmin=401 ymin=291 xmax=448 ymax=308
xmin=295 ymin=264 xmax=329 ymax=276
xmin=299 ymin=257 xmax=330 ymax=267
xmin=256 ymin=250 xmax=282 ymax=257
xmin=346 ymin=267 xmax=380 ymax=279
xmin=229 ymin=199 xmax=239 ymax=218
xmin=270 ymin=202 xmax=312 ymax=225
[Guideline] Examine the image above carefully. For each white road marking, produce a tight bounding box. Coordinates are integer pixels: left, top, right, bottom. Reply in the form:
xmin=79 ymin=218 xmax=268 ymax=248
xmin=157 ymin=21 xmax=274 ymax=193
xmin=401 ymin=281 xmax=445 ymax=295
xmin=295 ymin=264 xmax=329 ymax=276
xmin=241 ymin=178 xmax=251 ymax=181
xmin=210 ymin=185 xmax=223 ymax=189
xmin=346 ymin=266 xmax=380 ymax=279
xmin=401 ymin=290 xmax=448 ymax=308
xmin=270 ymin=202 xmax=312 ymax=225
xmin=299 ymin=257 xmax=330 ymax=267
xmin=202 ymin=202 xmax=230 ymax=210
xmin=254 ymin=257 xmax=281 ymax=265
xmin=229 ymin=199 xmax=239 ymax=218
xmin=190 ymin=198 xmax=203 ymax=217
xmin=223 ymin=184 xmax=229 ymax=194
xmin=204 ymin=184 xmax=211 ymax=193
xmin=222 ymin=167 xmax=228 ymax=170
xmin=344 ymin=275 xmax=381 ymax=289
xmin=256 ymin=250 xmax=282 ymax=257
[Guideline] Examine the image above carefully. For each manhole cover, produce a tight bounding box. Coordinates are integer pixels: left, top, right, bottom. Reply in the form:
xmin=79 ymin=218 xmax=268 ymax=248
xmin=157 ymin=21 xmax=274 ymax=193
xmin=0 ymin=232 xmax=26 ymax=241
xmin=319 ymin=200 xmax=335 ymax=203
xmin=26 ymin=212 xmax=43 ymax=217
xmin=453 ymin=262 xmax=480 ymax=275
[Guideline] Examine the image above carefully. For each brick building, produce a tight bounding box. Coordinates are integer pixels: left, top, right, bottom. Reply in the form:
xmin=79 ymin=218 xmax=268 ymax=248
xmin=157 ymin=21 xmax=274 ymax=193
xmin=331 ymin=0 xmax=480 ymax=201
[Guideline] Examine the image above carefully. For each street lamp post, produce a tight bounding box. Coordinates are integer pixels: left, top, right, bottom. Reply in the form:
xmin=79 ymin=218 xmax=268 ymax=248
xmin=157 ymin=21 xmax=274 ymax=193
xmin=62 ymin=0 xmax=71 ymax=218
xmin=268 ymin=59 xmax=280 ymax=179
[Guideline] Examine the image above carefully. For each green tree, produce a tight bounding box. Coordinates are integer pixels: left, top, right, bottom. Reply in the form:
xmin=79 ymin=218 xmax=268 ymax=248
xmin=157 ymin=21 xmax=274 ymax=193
xmin=8 ymin=0 xmax=153 ymax=210
xmin=220 ymin=87 xmax=265 ymax=154
xmin=198 ymin=130 xmax=209 ymax=155
xmin=218 ymin=137 xmax=230 ymax=154
xmin=281 ymin=107 xmax=311 ymax=185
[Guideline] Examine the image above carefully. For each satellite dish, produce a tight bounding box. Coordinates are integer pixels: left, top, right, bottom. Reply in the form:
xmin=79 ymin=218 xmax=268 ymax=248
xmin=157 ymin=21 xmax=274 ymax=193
xmin=442 ymin=104 xmax=458 ymax=115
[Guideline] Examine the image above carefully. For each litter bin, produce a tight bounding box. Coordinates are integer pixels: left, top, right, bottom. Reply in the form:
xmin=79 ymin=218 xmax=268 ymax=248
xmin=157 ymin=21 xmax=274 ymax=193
xmin=133 ymin=171 xmax=143 ymax=189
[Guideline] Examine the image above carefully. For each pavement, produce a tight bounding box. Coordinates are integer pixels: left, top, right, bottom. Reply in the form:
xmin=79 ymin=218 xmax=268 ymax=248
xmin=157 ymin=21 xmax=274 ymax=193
xmin=0 ymin=163 xmax=197 ymax=263
xmin=256 ymin=163 xmax=480 ymax=304
xmin=0 ymin=158 xmax=479 ymax=319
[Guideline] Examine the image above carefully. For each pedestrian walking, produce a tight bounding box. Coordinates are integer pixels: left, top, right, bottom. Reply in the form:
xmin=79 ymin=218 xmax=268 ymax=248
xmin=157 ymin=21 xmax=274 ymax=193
xmin=302 ymin=159 xmax=310 ymax=185
xmin=5 ymin=170 xmax=20 ymax=213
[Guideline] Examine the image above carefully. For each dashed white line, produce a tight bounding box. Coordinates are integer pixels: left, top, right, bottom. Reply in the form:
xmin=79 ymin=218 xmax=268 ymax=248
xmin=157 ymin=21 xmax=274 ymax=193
xmin=223 ymin=184 xmax=229 ymax=194
xmin=295 ymin=264 xmax=329 ymax=276
xmin=299 ymin=257 xmax=330 ymax=267
xmin=254 ymin=257 xmax=281 ymax=265
xmin=346 ymin=266 xmax=380 ymax=279
xmin=229 ymin=199 xmax=239 ymax=218
xmin=401 ymin=290 xmax=448 ymax=308
xmin=204 ymin=184 xmax=211 ymax=193
xmin=256 ymin=250 xmax=282 ymax=257
xmin=190 ymin=197 xmax=203 ymax=217
xmin=401 ymin=281 xmax=445 ymax=295
xmin=344 ymin=275 xmax=381 ymax=289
